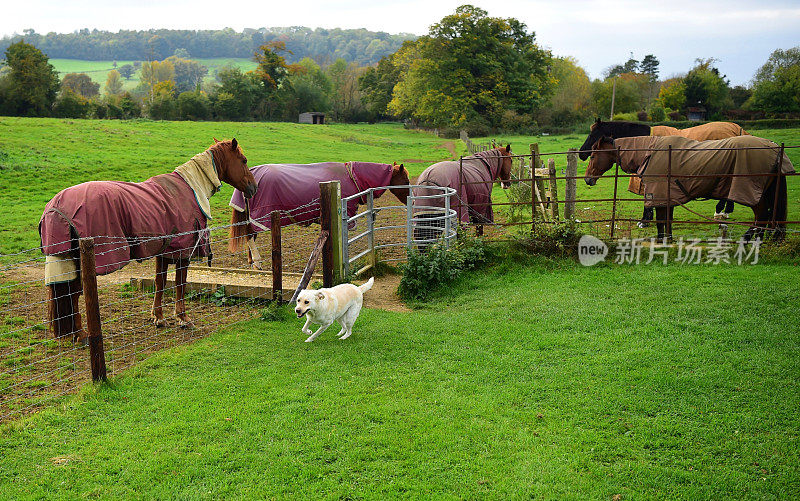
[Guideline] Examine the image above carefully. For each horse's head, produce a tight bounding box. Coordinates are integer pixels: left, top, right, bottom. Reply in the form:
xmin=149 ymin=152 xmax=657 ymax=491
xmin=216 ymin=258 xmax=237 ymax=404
xmin=497 ymin=144 xmax=513 ymax=189
xmin=584 ymin=136 xmax=617 ymax=186
xmin=211 ymin=138 xmax=257 ymax=198
xmin=388 ymin=162 xmax=410 ymax=204
xmin=579 ymin=118 xmax=607 ymax=161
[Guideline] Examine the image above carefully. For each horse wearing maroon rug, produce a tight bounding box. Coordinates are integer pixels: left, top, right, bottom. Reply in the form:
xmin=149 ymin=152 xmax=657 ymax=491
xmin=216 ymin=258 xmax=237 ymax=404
xmin=40 ymin=139 xmax=257 ymax=341
xmin=228 ymin=161 xmax=410 ymax=267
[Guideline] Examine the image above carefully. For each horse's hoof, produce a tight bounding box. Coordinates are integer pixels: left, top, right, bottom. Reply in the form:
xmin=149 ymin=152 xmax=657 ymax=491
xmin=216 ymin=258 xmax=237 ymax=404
xmin=151 ymin=317 xmax=165 ymax=328
xmin=177 ymin=318 xmax=194 ymax=329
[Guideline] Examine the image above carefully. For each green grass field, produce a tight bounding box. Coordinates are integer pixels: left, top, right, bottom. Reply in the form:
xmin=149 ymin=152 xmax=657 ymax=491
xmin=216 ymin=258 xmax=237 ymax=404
xmin=49 ymin=58 xmax=258 ymax=92
xmin=0 ymin=118 xmax=457 ymax=255
xmin=477 ymin=130 xmax=800 ymax=241
xmin=0 ymin=255 xmax=798 ymax=498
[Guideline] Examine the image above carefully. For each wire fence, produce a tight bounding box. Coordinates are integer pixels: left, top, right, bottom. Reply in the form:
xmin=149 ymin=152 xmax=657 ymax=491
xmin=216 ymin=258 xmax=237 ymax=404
xmin=0 ymin=202 xmax=324 ymax=422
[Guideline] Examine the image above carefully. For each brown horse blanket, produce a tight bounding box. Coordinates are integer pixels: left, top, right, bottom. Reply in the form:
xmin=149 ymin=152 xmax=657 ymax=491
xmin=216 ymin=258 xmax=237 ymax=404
xmin=413 ymin=149 xmax=506 ymax=223
xmin=230 ymin=162 xmax=394 ymax=230
xmin=617 ymin=135 xmax=794 ymax=208
xmin=628 ymin=122 xmax=750 ymax=194
xmin=41 ymin=153 xmax=218 ymax=284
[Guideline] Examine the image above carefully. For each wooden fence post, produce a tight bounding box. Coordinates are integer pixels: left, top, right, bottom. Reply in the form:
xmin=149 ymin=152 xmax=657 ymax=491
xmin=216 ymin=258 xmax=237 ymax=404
xmin=319 ymin=181 xmax=343 ymax=287
xmin=78 ymin=238 xmax=107 ymax=382
xmin=270 ymin=211 xmax=282 ymax=303
xmin=547 ymin=158 xmax=560 ymax=220
xmin=530 ymin=143 xmax=538 ymax=234
xmin=565 ymin=149 xmax=577 ymax=221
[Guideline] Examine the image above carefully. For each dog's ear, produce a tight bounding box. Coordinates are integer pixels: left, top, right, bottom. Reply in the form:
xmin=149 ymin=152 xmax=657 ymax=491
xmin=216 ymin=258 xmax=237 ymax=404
xmin=316 ymin=291 xmax=324 ymax=300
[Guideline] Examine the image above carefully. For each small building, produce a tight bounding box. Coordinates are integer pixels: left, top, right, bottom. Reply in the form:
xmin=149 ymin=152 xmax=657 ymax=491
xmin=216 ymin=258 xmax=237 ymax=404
xmin=686 ymin=107 xmax=707 ymax=122
xmin=299 ymin=112 xmax=325 ymax=125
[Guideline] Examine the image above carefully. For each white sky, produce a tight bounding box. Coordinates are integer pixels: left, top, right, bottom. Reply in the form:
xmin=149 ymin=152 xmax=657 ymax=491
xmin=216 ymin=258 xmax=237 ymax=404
xmin=3 ymin=0 xmax=799 ymax=86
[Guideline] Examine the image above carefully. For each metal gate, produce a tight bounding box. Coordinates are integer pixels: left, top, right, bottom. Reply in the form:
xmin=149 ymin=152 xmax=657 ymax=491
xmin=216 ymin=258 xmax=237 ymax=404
xmin=341 ymin=184 xmax=458 ymax=277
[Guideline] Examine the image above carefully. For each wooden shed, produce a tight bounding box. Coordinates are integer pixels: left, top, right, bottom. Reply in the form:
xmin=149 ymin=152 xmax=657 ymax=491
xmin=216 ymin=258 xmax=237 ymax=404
xmin=299 ymin=112 xmax=325 ymax=124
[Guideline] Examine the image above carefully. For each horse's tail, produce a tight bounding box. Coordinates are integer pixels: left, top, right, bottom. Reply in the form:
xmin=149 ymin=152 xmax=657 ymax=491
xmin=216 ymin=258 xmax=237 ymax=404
xmin=48 ymin=278 xmax=83 ymax=341
xmin=228 ymin=208 xmax=251 ymax=254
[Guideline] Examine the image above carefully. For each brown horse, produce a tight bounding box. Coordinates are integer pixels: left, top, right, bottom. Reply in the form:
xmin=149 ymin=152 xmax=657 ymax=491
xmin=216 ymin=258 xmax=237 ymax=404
xmin=41 ymin=139 xmax=257 ymax=341
xmin=228 ymin=161 xmax=410 ymax=266
xmin=584 ymin=135 xmax=792 ymax=241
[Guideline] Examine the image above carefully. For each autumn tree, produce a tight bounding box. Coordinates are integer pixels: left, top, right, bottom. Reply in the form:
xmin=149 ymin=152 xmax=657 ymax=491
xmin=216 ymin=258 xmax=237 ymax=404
xmin=284 ymin=57 xmax=331 ymax=119
xmin=61 ymin=72 xmax=100 ymax=98
xmin=327 ymin=58 xmax=367 ymax=122
xmin=105 ymin=70 xmax=124 ymax=95
xmin=540 ymin=56 xmax=592 ymax=126
xmin=253 ymin=41 xmax=292 ymax=119
xmin=0 ymin=41 xmax=60 ymax=116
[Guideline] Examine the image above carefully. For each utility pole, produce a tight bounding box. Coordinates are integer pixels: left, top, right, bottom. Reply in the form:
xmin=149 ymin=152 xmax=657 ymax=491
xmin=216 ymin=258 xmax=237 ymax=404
xmin=609 ymin=76 xmax=617 ymax=120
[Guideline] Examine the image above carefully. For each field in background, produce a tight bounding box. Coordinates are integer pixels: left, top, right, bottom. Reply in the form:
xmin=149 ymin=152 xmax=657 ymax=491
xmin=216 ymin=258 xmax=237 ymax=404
xmin=0 ymin=118 xmax=458 ymax=255
xmin=49 ymin=58 xmax=258 ymax=92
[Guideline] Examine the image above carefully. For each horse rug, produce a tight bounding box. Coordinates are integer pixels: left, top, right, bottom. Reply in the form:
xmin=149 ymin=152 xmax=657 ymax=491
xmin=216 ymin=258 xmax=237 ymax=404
xmin=413 ymin=149 xmax=505 ymax=224
xmin=617 ymin=135 xmax=794 ymax=208
xmin=628 ymin=122 xmax=750 ymax=194
xmin=40 ymin=151 xmax=219 ymax=284
xmin=230 ymin=162 xmax=394 ymax=231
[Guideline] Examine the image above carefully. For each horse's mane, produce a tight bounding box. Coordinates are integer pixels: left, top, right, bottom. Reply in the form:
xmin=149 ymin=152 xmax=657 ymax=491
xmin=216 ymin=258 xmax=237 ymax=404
xmin=579 ymin=121 xmax=651 ymax=161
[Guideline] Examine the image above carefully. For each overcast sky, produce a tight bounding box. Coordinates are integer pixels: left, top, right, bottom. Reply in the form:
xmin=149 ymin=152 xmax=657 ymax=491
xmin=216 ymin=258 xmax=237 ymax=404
xmin=3 ymin=0 xmax=799 ymax=86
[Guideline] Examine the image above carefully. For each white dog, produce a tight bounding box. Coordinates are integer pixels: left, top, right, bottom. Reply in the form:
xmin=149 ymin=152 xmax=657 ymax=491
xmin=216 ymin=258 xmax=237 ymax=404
xmin=295 ymin=277 xmax=374 ymax=342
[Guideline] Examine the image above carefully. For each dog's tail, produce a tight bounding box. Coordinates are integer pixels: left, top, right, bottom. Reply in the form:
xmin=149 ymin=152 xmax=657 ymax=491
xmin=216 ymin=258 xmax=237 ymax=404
xmin=359 ymin=277 xmax=374 ymax=294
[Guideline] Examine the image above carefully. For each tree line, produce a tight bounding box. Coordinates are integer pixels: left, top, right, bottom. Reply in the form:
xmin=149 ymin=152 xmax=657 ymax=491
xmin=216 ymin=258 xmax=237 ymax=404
xmin=1 ymin=5 xmax=798 ymax=130
xmin=0 ymin=27 xmax=413 ymax=66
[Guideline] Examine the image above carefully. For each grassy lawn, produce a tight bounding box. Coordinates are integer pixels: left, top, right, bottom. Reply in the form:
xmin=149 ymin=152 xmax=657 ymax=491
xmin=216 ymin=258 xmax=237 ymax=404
xmin=49 ymin=58 xmax=257 ymax=92
xmin=477 ymin=129 xmax=800 ymax=241
xmin=0 ymin=256 xmax=798 ymax=498
xmin=0 ymin=118 xmax=457 ymax=255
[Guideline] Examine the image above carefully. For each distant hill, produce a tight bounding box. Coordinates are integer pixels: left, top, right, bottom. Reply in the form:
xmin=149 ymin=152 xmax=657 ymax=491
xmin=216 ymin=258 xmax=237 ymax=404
xmin=0 ymin=27 xmax=417 ymax=66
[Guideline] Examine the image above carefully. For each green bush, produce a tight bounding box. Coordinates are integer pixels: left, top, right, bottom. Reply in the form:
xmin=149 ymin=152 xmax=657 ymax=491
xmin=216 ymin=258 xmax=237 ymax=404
xmin=648 ymin=103 xmax=666 ymax=122
xmin=611 ymin=112 xmax=638 ymax=122
xmin=515 ymin=221 xmax=583 ymax=258
xmin=398 ymin=233 xmax=487 ymax=301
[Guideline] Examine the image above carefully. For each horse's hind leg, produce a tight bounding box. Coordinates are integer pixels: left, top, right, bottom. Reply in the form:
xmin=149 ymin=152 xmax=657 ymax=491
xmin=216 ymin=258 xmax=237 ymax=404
xmin=174 ymin=258 xmax=193 ymax=328
xmin=151 ymin=255 xmax=168 ymax=327
xmin=49 ymin=279 xmax=84 ymax=341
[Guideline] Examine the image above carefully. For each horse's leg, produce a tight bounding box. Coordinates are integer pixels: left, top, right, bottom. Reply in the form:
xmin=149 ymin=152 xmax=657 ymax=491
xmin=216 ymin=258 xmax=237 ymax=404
xmin=655 ymin=207 xmax=665 ymax=241
xmin=665 ymin=206 xmax=674 ymax=242
xmin=49 ymin=278 xmax=84 ymax=341
xmin=174 ymin=258 xmax=193 ymax=328
xmin=151 ymin=255 xmax=168 ymax=327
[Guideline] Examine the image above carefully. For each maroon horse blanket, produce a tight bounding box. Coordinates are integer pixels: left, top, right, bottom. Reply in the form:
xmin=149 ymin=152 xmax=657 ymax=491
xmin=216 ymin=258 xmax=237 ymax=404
xmin=40 ymin=172 xmax=211 ymax=281
xmin=230 ymin=162 xmax=394 ymax=230
xmin=413 ymin=149 xmax=505 ymax=223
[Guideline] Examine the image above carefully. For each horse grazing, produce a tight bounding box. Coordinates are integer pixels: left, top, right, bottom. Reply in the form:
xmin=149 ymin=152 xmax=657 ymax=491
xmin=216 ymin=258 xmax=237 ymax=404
xmin=228 ymin=161 xmax=410 ymax=266
xmin=579 ymin=119 xmax=750 ymax=225
xmin=40 ymin=139 xmax=257 ymax=341
xmin=412 ymin=146 xmax=513 ymax=242
xmin=584 ymin=135 xmax=793 ymax=240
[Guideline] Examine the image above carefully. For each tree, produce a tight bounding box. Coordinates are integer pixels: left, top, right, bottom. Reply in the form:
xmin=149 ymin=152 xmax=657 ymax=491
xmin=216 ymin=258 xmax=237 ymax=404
xmin=657 ymin=78 xmax=686 ymax=111
xmin=165 ymin=56 xmax=208 ymax=93
xmin=105 ymin=70 xmax=124 ymax=95
xmin=683 ymin=58 xmax=731 ymax=115
xmin=388 ymin=5 xmax=553 ymax=129
xmin=640 ymin=54 xmax=660 ymax=81
xmin=592 ymin=73 xmax=648 ymax=117
xmin=751 ymin=47 xmax=800 ymax=113
xmin=541 ymin=56 xmax=592 ymax=126
xmin=253 ymin=41 xmax=292 ymax=119
xmin=284 ymin=57 xmax=331 ymax=119
xmin=213 ymin=66 xmax=260 ymax=120
xmin=1 ymin=41 xmax=60 ymax=116
xmin=359 ymin=53 xmax=402 ymax=119
xmin=52 ymin=89 xmax=90 ymax=118
xmin=177 ymin=90 xmax=211 ymax=120
xmin=61 ymin=72 xmax=100 ymax=98
xmin=118 ymin=64 xmax=135 ymax=79
xmin=327 ymin=58 xmax=367 ymax=122
xmin=140 ymin=60 xmax=175 ymax=88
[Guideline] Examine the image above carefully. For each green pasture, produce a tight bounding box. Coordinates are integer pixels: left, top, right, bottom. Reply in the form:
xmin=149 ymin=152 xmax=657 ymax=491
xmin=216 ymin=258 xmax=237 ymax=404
xmin=49 ymin=58 xmax=258 ymax=92
xmin=1 ymin=256 xmax=798 ymax=498
xmin=478 ymin=130 xmax=800 ymax=241
xmin=0 ymin=118 xmax=457 ymax=255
